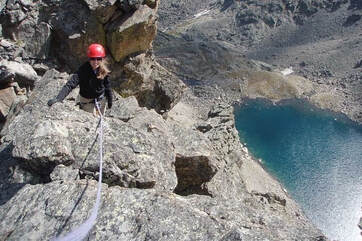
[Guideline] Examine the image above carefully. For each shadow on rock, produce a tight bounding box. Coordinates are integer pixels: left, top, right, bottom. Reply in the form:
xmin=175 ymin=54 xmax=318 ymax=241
xmin=0 ymin=143 xmax=38 ymax=205
xmin=54 ymin=181 xmax=89 ymax=238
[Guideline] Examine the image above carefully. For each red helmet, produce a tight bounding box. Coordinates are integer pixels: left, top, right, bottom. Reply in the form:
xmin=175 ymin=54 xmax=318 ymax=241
xmin=87 ymin=43 xmax=106 ymax=58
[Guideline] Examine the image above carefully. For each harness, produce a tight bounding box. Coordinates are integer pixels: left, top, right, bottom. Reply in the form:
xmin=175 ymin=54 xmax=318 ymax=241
xmin=79 ymin=93 xmax=105 ymax=106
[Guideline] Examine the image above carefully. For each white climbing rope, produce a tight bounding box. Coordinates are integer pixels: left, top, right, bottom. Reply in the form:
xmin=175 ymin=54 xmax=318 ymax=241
xmin=53 ymin=100 xmax=104 ymax=241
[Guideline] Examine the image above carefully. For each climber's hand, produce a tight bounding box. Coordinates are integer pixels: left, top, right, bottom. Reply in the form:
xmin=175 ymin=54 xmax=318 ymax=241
xmin=47 ymin=98 xmax=58 ymax=107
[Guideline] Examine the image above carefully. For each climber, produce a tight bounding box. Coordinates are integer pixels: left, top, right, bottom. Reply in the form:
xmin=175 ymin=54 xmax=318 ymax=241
xmin=47 ymin=43 xmax=113 ymax=115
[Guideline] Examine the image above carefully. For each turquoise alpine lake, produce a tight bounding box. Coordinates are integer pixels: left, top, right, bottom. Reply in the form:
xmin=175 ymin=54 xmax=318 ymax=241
xmin=234 ymin=99 xmax=362 ymax=241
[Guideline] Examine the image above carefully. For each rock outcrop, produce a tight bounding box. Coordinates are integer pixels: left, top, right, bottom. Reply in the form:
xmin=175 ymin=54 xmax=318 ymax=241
xmin=0 ymin=0 xmax=184 ymax=114
xmin=0 ymin=59 xmax=38 ymax=87
xmin=107 ymin=4 xmax=158 ymax=62
xmin=0 ymin=86 xmax=16 ymax=121
xmin=0 ymin=58 xmax=35 ymax=126
xmin=112 ymin=53 xmax=186 ymax=113
xmin=7 ymin=69 xmax=179 ymax=190
xmin=0 ymin=68 xmax=325 ymax=240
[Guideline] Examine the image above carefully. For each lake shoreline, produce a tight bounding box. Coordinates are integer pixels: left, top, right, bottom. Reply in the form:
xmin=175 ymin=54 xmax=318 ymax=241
xmin=233 ymin=98 xmax=362 ymax=241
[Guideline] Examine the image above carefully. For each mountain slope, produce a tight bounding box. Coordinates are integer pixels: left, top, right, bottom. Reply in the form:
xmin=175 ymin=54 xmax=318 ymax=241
xmin=156 ymin=0 xmax=362 ymax=122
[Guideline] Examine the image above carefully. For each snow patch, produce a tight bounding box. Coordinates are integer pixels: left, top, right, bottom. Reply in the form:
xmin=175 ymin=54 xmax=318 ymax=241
xmin=194 ymin=10 xmax=210 ymax=18
xmin=281 ymin=67 xmax=294 ymax=76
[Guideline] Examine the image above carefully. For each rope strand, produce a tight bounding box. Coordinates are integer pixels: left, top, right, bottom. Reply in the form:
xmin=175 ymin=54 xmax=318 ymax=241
xmin=53 ymin=100 xmax=104 ymax=241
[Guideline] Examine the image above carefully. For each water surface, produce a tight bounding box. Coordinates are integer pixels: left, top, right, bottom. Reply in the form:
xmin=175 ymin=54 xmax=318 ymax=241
xmin=234 ymin=99 xmax=362 ymax=241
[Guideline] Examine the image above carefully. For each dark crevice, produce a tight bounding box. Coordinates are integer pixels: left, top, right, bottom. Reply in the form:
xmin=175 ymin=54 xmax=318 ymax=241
xmin=253 ymin=192 xmax=287 ymax=206
xmin=173 ymin=155 xmax=216 ymax=196
xmin=343 ymin=14 xmax=361 ymax=27
xmin=17 ymin=158 xmax=54 ymax=183
xmin=196 ymin=123 xmax=212 ymax=133
xmin=3 ymin=143 xmax=52 ymax=183
xmin=349 ymin=0 xmax=362 ymax=10
xmin=0 ymin=143 xmax=50 ymax=205
xmin=79 ymin=168 xmax=156 ymax=189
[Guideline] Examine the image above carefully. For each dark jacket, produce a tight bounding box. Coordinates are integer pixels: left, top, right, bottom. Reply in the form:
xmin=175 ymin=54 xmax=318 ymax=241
xmin=55 ymin=62 xmax=113 ymax=106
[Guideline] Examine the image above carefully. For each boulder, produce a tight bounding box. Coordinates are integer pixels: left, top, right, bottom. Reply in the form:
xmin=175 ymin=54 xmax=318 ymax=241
xmin=0 ymin=65 xmax=15 ymax=87
xmin=7 ymin=69 xmax=177 ymax=190
xmin=81 ymin=0 xmax=119 ymax=24
xmin=19 ymin=21 xmax=52 ymax=59
xmin=0 ymin=179 xmax=325 ymax=241
xmin=0 ymin=60 xmax=38 ymax=87
xmin=113 ymin=53 xmax=185 ymax=114
xmin=168 ymin=120 xmax=218 ymax=196
xmin=106 ymin=92 xmax=141 ymax=121
xmin=0 ymin=94 xmax=27 ymax=139
xmin=112 ymin=53 xmax=153 ymax=97
xmin=0 ymin=39 xmax=27 ymax=63
xmin=0 ymin=86 xmax=16 ymax=121
xmin=83 ymin=0 xmax=118 ymax=10
xmin=133 ymin=61 xmax=186 ymax=113
xmin=149 ymin=62 xmax=186 ymax=112
xmin=107 ymin=4 xmax=157 ymax=62
xmin=50 ymin=164 xmax=79 ymax=182
xmin=0 ymin=181 xmax=225 ymax=241
xmin=1 ymin=0 xmax=105 ymax=67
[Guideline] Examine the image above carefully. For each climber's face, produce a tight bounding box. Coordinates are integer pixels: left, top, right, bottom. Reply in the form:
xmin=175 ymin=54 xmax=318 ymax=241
xmin=89 ymin=57 xmax=102 ymax=70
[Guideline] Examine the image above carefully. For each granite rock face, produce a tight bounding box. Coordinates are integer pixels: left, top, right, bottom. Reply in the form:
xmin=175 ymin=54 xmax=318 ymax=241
xmin=112 ymin=53 xmax=186 ymax=113
xmin=0 ymin=0 xmax=157 ymax=67
xmin=0 ymin=59 xmax=38 ymax=87
xmin=0 ymin=180 xmax=326 ymax=241
xmin=0 ymin=59 xmax=35 ymax=126
xmin=0 ymin=0 xmax=183 ymax=114
xmin=107 ymin=4 xmax=158 ymax=62
xmin=7 ymin=69 xmax=178 ymax=191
